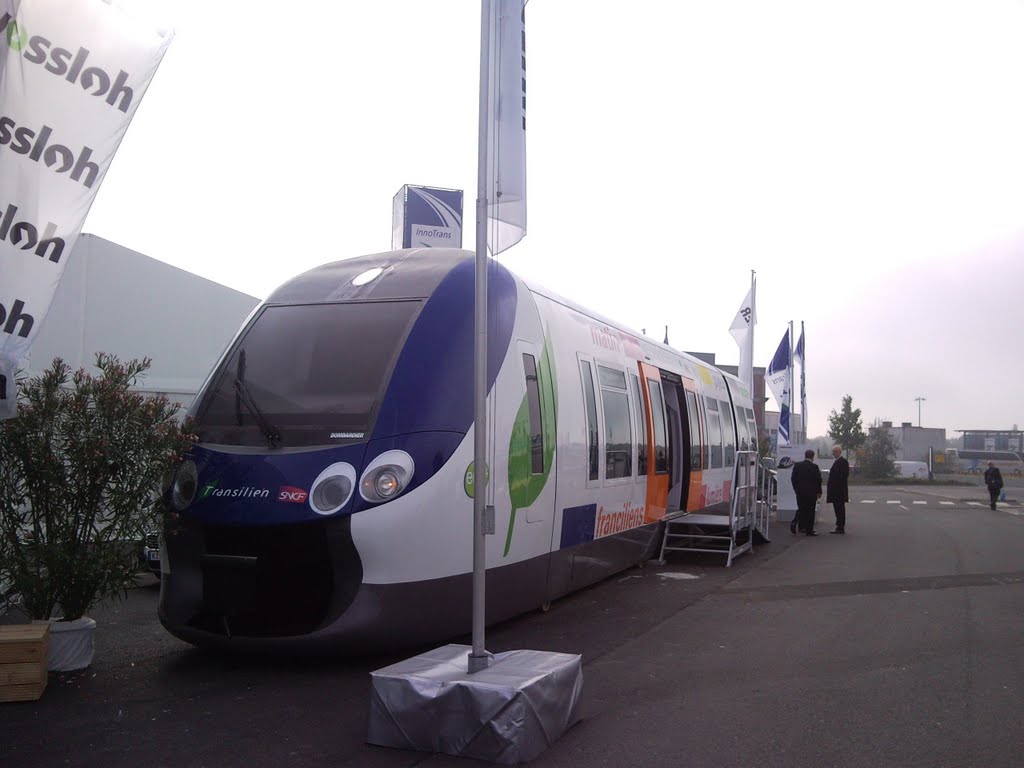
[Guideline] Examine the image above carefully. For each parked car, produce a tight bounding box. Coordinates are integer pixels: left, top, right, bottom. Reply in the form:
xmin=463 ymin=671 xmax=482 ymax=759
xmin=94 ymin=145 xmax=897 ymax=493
xmin=139 ymin=531 xmax=161 ymax=579
xmin=894 ymin=461 xmax=929 ymax=479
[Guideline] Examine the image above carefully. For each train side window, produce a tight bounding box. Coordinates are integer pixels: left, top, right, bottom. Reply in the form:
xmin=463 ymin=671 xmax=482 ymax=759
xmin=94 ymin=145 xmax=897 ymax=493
xmin=684 ymin=390 xmax=702 ymax=471
xmin=630 ymin=373 xmax=648 ymax=476
xmin=599 ymin=365 xmax=632 ymax=480
xmin=720 ymin=400 xmax=735 ymax=467
xmin=522 ymin=353 xmax=544 ymax=474
xmin=647 ymin=379 xmax=669 ymax=474
xmin=580 ymin=360 xmax=600 ymax=481
xmin=706 ymin=397 xmax=723 ymax=469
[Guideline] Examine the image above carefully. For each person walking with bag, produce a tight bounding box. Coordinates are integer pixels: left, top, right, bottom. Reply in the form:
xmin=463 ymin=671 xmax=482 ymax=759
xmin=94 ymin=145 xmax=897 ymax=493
xmin=827 ymin=445 xmax=850 ymax=534
xmin=791 ymin=449 xmax=823 ymax=536
xmin=984 ymin=461 xmax=1004 ymax=511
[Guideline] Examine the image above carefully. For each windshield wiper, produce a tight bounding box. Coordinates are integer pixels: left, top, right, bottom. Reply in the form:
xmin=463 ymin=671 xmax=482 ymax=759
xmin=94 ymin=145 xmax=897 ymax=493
xmin=233 ymin=376 xmax=281 ymax=448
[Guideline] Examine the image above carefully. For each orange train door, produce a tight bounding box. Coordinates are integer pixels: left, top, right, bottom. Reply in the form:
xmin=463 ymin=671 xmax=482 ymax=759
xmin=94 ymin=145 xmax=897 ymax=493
xmin=680 ymin=380 xmax=705 ymax=512
xmin=638 ymin=362 xmax=668 ymax=522
xmin=658 ymin=370 xmax=701 ymax=513
xmin=638 ymin=363 xmax=701 ymax=522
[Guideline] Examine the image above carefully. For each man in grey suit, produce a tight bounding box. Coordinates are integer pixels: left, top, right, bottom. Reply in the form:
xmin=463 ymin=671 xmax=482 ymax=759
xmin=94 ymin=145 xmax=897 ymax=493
xmin=827 ymin=445 xmax=850 ymax=534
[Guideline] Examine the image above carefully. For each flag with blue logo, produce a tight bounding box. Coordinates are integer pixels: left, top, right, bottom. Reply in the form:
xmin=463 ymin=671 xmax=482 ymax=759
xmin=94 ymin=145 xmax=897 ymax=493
xmin=728 ymin=279 xmax=756 ymax=390
xmin=765 ymin=330 xmax=791 ymax=444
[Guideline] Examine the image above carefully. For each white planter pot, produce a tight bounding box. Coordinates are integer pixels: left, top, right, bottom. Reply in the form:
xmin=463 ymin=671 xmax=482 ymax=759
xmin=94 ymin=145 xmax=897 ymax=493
xmin=36 ymin=617 xmax=96 ymax=671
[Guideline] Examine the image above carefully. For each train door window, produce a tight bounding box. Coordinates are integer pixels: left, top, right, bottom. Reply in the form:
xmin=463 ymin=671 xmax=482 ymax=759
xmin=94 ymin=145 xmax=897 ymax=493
xmin=744 ymin=407 xmax=758 ymax=452
xmin=699 ymin=397 xmax=710 ymax=467
xmin=579 ymin=360 xmax=600 ymax=481
xmin=630 ymin=373 xmax=648 ymax=477
xmin=706 ymin=397 xmax=723 ymax=468
xmin=720 ymin=400 xmax=736 ymax=467
xmin=647 ymin=379 xmax=669 ymax=474
xmin=522 ymin=353 xmax=544 ymax=474
xmin=598 ymin=365 xmax=632 ymax=480
xmin=684 ymin=390 xmax=702 ymax=471
xmin=737 ymin=410 xmax=750 ymax=451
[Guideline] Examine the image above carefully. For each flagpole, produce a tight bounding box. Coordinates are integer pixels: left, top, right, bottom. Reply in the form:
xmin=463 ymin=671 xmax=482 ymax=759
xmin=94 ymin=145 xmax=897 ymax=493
xmin=800 ymin=320 xmax=806 ymax=443
xmin=748 ymin=271 xmax=756 ymax=393
xmin=469 ymin=0 xmax=492 ymax=674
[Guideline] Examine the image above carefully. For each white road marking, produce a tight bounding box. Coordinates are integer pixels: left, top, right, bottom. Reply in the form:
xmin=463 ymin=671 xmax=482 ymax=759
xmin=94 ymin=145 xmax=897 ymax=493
xmin=940 ymin=501 xmax=954 ymax=505
xmin=912 ymin=501 xmax=927 ymax=505
xmin=658 ymin=572 xmax=701 ymax=580
xmin=861 ymin=500 xmax=876 ymax=504
xmin=967 ymin=502 xmax=984 ymax=507
xmin=887 ymin=500 xmax=900 ymax=504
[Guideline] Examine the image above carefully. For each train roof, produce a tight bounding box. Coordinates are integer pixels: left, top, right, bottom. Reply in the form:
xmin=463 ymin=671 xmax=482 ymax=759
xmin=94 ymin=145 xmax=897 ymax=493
xmin=264 ymin=248 xmax=473 ymax=304
xmin=521 ymin=277 xmax=735 ymax=387
xmin=265 ymin=248 xmax=739 ymax=392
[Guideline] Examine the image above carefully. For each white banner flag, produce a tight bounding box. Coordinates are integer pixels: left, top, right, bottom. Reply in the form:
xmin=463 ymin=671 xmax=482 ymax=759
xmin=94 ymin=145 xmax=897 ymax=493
xmin=764 ymin=329 xmax=791 ymax=412
xmin=484 ymin=0 xmax=527 ymax=255
xmin=0 ymin=0 xmax=173 ymax=417
xmin=728 ymin=280 xmax=756 ymax=390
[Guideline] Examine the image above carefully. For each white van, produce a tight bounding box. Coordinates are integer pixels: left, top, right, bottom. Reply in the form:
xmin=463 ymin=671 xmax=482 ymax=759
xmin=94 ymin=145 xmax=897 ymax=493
xmin=894 ymin=461 xmax=929 ymax=479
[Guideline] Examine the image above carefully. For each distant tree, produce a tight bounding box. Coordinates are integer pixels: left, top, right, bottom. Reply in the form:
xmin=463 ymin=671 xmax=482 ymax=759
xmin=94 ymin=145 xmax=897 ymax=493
xmin=828 ymin=395 xmax=866 ymax=456
xmin=859 ymin=429 xmax=899 ymax=479
xmin=758 ymin=434 xmax=771 ymax=459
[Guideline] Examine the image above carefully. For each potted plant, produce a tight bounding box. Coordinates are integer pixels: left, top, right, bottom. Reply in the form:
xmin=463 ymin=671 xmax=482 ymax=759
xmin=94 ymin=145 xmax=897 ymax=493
xmin=0 ymin=354 xmax=195 ymax=671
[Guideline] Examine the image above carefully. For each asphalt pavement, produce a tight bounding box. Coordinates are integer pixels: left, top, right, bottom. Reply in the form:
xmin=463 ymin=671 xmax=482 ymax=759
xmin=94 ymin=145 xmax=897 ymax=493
xmin=3 ymin=480 xmax=1023 ymax=768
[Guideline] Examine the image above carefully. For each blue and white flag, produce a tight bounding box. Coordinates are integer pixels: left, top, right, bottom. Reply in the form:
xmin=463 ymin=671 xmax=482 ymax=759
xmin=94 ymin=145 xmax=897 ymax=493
xmin=794 ymin=323 xmax=806 ymax=435
xmin=484 ymin=0 xmax=527 ymax=255
xmin=765 ymin=330 xmax=791 ymax=444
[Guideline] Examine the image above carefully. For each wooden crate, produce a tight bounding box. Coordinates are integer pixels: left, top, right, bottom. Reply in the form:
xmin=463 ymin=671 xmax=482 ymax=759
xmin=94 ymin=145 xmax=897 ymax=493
xmin=0 ymin=624 xmax=49 ymax=703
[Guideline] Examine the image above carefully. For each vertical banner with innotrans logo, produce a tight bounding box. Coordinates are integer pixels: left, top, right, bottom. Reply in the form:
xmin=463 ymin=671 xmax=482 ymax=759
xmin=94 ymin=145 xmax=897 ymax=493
xmin=0 ymin=0 xmax=173 ymax=419
xmin=391 ymin=184 xmax=464 ymax=249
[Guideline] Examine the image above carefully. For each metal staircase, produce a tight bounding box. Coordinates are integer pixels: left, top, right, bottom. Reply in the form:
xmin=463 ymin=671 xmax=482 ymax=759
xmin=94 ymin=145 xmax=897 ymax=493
xmin=656 ymin=451 xmax=769 ymax=567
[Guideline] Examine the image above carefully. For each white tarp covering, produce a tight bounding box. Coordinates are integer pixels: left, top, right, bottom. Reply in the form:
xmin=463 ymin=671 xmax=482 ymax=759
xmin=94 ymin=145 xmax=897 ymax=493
xmin=368 ymin=643 xmax=583 ymax=764
xmin=0 ymin=0 xmax=173 ymax=417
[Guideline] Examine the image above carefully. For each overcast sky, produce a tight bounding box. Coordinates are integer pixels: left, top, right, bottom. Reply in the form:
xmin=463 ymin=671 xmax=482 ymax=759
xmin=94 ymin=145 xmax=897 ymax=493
xmin=83 ymin=0 xmax=1024 ymax=439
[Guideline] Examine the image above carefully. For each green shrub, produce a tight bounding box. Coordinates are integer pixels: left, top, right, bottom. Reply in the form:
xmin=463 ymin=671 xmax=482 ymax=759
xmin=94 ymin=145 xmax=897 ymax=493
xmin=0 ymin=354 xmax=196 ymax=621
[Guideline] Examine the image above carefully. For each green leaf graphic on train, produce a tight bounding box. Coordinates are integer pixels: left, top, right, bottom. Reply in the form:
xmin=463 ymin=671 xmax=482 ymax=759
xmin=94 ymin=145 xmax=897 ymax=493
xmin=505 ymin=334 xmax=557 ymax=556
xmin=6 ymin=21 xmax=28 ymax=51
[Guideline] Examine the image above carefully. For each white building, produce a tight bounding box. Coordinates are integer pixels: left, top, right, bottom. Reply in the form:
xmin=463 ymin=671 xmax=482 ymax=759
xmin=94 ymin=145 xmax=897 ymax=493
xmin=25 ymin=234 xmax=259 ymax=411
xmin=871 ymin=421 xmax=947 ymax=463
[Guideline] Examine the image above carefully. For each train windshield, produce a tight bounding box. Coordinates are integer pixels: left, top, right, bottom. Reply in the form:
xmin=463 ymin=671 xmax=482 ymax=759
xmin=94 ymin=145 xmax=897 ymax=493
xmin=194 ymin=300 xmax=420 ymax=446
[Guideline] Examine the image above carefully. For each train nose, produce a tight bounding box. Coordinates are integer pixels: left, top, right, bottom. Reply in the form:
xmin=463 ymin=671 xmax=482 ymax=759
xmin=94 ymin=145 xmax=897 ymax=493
xmin=159 ymin=514 xmax=363 ymax=642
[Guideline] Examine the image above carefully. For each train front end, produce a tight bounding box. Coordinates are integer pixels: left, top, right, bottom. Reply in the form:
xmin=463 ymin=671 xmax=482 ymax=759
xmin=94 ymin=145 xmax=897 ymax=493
xmin=158 ymin=248 xmax=517 ymax=653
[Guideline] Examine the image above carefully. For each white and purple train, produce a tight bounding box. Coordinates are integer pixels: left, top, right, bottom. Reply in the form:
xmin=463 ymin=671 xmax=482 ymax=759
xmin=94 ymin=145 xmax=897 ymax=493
xmin=159 ymin=249 xmax=758 ymax=653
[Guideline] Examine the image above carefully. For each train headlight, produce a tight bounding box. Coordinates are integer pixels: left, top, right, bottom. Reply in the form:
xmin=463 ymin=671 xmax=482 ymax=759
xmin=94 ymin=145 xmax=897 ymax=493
xmin=171 ymin=460 xmax=198 ymax=511
xmin=309 ymin=462 xmax=357 ymax=515
xmin=360 ymin=450 xmax=415 ymax=504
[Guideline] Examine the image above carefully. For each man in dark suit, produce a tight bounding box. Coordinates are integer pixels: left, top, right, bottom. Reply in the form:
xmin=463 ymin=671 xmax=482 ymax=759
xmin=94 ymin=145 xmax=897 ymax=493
xmin=790 ymin=449 xmax=823 ymax=536
xmin=984 ymin=461 xmax=1004 ymax=511
xmin=827 ymin=445 xmax=850 ymax=534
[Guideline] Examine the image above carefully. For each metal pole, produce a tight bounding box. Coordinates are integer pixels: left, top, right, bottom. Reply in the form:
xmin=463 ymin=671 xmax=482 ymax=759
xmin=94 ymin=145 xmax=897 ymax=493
xmin=469 ymin=0 xmax=492 ymax=674
xmin=915 ymin=396 xmax=926 ymax=427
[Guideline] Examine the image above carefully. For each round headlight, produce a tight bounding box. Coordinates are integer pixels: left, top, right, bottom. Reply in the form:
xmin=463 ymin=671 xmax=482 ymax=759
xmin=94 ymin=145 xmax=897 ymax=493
xmin=359 ymin=450 xmax=415 ymax=503
xmin=308 ymin=462 xmax=357 ymax=515
xmin=375 ymin=471 xmax=400 ymax=498
xmin=171 ymin=460 xmax=198 ymax=511
xmin=313 ymin=475 xmax=352 ymax=511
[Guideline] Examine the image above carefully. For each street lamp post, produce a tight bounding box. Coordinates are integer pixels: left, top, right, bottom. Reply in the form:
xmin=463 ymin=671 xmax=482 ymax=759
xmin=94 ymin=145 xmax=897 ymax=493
xmin=914 ymin=396 xmax=926 ymax=427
